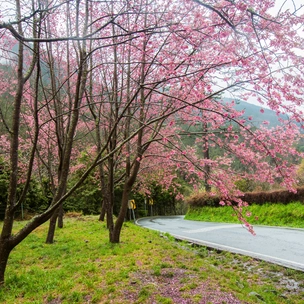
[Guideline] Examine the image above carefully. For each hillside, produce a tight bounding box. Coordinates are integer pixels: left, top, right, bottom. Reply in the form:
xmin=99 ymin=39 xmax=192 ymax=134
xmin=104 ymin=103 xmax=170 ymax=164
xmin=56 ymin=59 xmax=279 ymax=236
xmin=223 ymin=98 xmax=289 ymax=128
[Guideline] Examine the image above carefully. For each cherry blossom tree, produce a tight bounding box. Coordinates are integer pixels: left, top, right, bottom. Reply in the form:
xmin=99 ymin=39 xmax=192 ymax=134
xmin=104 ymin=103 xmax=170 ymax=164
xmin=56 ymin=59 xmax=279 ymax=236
xmin=0 ymin=0 xmax=303 ymax=284
xmin=80 ymin=0 xmax=304 ymax=242
xmin=0 ymin=0 xmax=94 ymax=282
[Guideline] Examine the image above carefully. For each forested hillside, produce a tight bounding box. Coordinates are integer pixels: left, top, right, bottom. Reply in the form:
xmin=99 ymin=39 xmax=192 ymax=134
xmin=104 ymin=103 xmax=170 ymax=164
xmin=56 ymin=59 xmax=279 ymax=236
xmin=224 ymin=98 xmax=290 ymax=128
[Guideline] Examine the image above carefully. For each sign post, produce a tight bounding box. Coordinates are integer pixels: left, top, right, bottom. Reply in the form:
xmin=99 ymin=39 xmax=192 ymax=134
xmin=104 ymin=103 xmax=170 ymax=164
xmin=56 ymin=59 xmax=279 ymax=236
xmin=149 ymin=198 xmax=153 ymax=216
xmin=128 ymin=199 xmax=136 ymax=221
xmin=144 ymin=198 xmax=147 ymax=216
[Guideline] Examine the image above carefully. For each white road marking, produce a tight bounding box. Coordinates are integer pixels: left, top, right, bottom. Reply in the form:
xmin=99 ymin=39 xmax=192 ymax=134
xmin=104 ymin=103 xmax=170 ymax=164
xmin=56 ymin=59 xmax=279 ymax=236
xmin=136 ymin=217 xmax=304 ymax=271
xmin=171 ymin=234 xmax=304 ymax=271
xmin=183 ymin=224 xmax=241 ymax=234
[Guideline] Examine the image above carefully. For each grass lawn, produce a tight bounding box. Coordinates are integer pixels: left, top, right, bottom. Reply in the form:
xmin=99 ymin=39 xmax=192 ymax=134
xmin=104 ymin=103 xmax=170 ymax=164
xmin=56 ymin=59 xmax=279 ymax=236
xmin=185 ymin=202 xmax=304 ymax=229
xmin=0 ymin=215 xmax=303 ymax=303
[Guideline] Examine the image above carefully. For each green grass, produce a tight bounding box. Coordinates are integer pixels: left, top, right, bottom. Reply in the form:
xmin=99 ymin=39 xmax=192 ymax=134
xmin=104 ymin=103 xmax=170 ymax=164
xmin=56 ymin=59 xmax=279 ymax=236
xmin=185 ymin=202 xmax=304 ymax=228
xmin=0 ymin=215 xmax=303 ymax=303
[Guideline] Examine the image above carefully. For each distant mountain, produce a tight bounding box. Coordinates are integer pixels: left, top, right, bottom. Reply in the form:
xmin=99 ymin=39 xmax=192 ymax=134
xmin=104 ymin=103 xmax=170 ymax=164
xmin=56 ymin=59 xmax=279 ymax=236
xmin=223 ymin=98 xmax=289 ymax=128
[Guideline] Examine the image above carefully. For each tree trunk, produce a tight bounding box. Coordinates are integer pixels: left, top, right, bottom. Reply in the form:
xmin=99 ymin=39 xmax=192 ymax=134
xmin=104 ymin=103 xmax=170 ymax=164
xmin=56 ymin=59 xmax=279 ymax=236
xmin=0 ymin=208 xmax=14 ymax=285
xmin=0 ymin=0 xmax=24 ymax=285
xmin=45 ymin=207 xmax=59 ymax=244
xmin=99 ymin=201 xmax=106 ymax=221
xmin=106 ymin=198 xmax=114 ymax=235
xmin=0 ymin=240 xmax=12 ymax=285
xmin=109 ymin=183 xmax=131 ymax=243
xmin=57 ymin=204 xmax=63 ymax=228
xmin=109 ymin=202 xmax=123 ymax=243
xmin=0 ymin=205 xmax=57 ymax=284
xmin=109 ymin=226 xmax=121 ymax=243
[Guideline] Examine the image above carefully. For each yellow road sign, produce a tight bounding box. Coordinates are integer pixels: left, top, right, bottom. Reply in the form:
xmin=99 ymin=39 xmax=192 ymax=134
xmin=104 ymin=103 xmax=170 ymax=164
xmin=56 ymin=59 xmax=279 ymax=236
xmin=128 ymin=200 xmax=136 ymax=209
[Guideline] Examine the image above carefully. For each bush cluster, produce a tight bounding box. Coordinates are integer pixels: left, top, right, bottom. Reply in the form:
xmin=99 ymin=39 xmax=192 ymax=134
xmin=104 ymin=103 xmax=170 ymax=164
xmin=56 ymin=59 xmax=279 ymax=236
xmin=0 ymin=155 xmax=183 ymax=218
xmin=186 ymin=188 xmax=304 ymax=207
xmin=185 ymin=192 xmax=221 ymax=207
xmin=242 ymin=188 xmax=304 ymax=205
xmin=0 ymin=158 xmax=51 ymax=220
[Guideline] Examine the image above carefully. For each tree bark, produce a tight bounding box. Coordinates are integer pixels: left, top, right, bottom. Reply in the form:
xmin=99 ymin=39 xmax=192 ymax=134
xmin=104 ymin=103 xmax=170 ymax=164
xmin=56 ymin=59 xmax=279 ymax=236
xmin=0 ymin=0 xmax=24 ymax=285
xmin=109 ymin=154 xmax=141 ymax=243
xmin=57 ymin=204 xmax=64 ymax=228
xmin=109 ymin=191 xmax=129 ymax=243
xmin=99 ymin=200 xmax=106 ymax=221
xmin=44 ymin=0 xmax=89 ymax=244
xmin=0 ymin=205 xmax=57 ymax=284
xmin=0 ymin=240 xmax=12 ymax=285
xmin=46 ymin=207 xmax=59 ymax=244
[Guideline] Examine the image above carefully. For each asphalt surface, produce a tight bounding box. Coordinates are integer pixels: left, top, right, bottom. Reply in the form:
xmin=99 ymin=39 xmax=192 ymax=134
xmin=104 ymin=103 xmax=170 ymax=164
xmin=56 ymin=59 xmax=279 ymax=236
xmin=136 ymin=216 xmax=304 ymax=271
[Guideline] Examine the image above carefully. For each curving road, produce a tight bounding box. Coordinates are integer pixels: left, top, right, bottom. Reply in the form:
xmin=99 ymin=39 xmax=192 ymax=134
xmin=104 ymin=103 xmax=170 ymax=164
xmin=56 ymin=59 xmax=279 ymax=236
xmin=136 ymin=216 xmax=304 ymax=271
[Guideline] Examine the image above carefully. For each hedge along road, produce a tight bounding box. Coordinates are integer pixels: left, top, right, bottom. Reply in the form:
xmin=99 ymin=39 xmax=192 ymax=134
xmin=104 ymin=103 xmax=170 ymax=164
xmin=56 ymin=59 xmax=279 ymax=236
xmin=136 ymin=216 xmax=304 ymax=271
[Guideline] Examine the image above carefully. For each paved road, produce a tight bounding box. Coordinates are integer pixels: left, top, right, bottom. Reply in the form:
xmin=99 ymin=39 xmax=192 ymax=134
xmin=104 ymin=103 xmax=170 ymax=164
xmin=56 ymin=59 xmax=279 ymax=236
xmin=136 ymin=216 xmax=304 ymax=271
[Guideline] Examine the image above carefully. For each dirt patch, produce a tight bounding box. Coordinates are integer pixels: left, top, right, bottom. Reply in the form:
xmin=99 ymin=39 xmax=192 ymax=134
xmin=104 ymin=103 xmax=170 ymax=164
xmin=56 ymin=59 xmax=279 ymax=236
xmin=124 ymin=268 xmax=245 ymax=303
xmin=45 ymin=297 xmax=62 ymax=304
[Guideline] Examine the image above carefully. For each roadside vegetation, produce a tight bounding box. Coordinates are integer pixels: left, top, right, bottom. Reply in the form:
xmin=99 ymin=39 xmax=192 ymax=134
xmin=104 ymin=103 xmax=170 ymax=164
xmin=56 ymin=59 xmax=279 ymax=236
xmin=185 ymin=202 xmax=304 ymax=229
xmin=1 ymin=215 xmax=303 ymax=304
